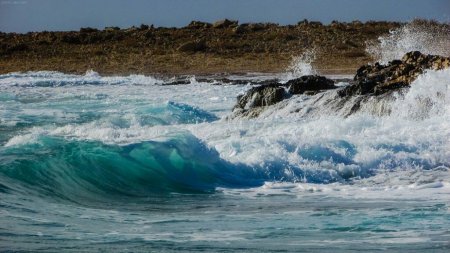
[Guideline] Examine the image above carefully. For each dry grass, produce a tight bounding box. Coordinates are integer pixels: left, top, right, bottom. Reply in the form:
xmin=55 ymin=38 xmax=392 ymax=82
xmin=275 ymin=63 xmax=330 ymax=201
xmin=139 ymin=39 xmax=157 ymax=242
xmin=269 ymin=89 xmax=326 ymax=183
xmin=0 ymin=21 xmax=404 ymax=75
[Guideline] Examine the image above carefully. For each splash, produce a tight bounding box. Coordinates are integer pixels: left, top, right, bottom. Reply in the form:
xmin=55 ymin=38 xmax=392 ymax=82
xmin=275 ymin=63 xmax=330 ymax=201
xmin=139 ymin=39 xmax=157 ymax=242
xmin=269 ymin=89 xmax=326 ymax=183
xmin=391 ymin=68 xmax=450 ymax=120
xmin=1 ymin=70 xmax=450 ymax=194
xmin=284 ymin=49 xmax=317 ymax=80
xmin=366 ymin=20 xmax=450 ymax=64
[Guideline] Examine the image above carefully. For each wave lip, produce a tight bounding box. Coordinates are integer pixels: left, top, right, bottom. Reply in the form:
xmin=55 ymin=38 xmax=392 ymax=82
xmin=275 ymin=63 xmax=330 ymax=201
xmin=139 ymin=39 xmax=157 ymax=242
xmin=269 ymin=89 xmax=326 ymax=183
xmin=0 ymin=135 xmax=265 ymax=203
xmin=0 ymin=133 xmax=391 ymax=202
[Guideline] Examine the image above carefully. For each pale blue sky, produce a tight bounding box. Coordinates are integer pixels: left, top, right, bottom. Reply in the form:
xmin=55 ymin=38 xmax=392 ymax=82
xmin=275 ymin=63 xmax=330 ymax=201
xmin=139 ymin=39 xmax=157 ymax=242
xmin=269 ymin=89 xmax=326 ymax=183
xmin=1 ymin=0 xmax=449 ymax=33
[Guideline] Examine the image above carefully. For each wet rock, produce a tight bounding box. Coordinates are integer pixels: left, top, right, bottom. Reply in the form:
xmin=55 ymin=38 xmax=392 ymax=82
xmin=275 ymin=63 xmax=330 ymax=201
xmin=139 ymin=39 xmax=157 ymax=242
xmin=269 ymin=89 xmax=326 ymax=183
xmin=339 ymin=51 xmax=450 ymax=97
xmin=234 ymin=83 xmax=286 ymax=110
xmin=285 ymin=75 xmax=336 ymax=94
xmin=233 ymin=75 xmax=336 ymax=112
xmin=231 ymin=75 xmax=337 ymax=118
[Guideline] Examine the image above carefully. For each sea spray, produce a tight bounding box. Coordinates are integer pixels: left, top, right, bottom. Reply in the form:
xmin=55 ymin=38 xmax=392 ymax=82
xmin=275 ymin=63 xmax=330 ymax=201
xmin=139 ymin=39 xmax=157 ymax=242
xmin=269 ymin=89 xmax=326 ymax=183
xmin=283 ymin=49 xmax=318 ymax=80
xmin=366 ymin=20 xmax=450 ymax=64
xmin=1 ymin=70 xmax=450 ymax=252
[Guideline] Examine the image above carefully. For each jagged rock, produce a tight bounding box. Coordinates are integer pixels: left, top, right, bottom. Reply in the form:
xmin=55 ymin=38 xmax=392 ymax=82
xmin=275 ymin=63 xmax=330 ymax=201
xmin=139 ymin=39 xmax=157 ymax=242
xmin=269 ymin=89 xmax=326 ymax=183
xmin=213 ymin=19 xmax=238 ymax=29
xmin=285 ymin=75 xmax=336 ymax=94
xmin=231 ymin=75 xmax=337 ymax=118
xmin=187 ymin=21 xmax=212 ymax=29
xmin=233 ymin=25 xmax=247 ymax=34
xmin=234 ymin=83 xmax=286 ymax=110
xmin=177 ymin=39 xmax=207 ymax=52
xmin=339 ymin=51 xmax=450 ymax=96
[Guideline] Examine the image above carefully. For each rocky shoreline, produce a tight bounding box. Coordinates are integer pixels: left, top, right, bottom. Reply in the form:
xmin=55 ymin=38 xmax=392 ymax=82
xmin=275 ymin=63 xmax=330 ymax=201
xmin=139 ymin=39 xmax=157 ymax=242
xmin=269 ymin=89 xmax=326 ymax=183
xmin=231 ymin=51 xmax=450 ymax=118
xmin=0 ymin=20 xmax=405 ymax=75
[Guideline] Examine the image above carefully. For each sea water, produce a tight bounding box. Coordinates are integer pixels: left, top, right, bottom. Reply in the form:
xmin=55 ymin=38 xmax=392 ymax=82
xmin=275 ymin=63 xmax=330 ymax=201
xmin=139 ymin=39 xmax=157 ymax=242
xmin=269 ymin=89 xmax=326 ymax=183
xmin=0 ymin=68 xmax=449 ymax=252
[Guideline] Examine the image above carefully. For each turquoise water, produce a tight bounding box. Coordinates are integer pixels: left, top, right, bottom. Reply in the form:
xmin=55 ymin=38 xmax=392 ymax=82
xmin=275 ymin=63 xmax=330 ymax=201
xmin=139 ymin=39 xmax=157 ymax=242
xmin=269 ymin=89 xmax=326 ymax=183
xmin=1 ymin=71 xmax=450 ymax=252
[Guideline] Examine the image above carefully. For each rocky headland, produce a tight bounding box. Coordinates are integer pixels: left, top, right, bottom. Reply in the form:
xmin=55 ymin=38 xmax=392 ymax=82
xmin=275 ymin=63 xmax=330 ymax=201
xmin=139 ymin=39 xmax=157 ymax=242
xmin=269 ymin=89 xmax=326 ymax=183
xmin=0 ymin=20 xmax=406 ymax=75
xmin=231 ymin=51 xmax=450 ymax=118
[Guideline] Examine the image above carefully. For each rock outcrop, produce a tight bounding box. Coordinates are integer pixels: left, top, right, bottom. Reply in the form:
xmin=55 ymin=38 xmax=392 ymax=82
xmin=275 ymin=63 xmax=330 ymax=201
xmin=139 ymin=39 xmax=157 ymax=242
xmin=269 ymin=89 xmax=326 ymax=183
xmin=187 ymin=21 xmax=212 ymax=29
xmin=286 ymin=75 xmax=336 ymax=95
xmin=213 ymin=19 xmax=238 ymax=29
xmin=232 ymin=76 xmax=336 ymax=117
xmin=1 ymin=19 xmax=409 ymax=74
xmin=177 ymin=39 xmax=207 ymax=52
xmin=231 ymin=51 xmax=450 ymax=119
xmin=339 ymin=51 xmax=450 ymax=97
xmin=234 ymin=83 xmax=286 ymax=110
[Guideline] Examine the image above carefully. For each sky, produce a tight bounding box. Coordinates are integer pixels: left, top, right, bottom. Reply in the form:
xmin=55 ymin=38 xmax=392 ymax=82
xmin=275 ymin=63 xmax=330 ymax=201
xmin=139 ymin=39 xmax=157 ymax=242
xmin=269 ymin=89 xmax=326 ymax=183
xmin=1 ymin=0 xmax=449 ymax=33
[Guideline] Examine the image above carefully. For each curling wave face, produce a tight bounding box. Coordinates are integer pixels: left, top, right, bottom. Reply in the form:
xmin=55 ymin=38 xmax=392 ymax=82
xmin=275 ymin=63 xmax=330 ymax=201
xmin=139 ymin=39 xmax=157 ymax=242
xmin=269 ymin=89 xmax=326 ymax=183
xmin=1 ymin=69 xmax=449 ymax=197
xmin=1 ymin=69 xmax=450 ymax=252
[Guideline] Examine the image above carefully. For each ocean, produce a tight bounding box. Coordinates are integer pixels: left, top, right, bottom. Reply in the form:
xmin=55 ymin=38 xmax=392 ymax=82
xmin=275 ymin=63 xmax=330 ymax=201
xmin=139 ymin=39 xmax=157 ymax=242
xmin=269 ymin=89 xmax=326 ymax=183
xmin=0 ymin=67 xmax=449 ymax=252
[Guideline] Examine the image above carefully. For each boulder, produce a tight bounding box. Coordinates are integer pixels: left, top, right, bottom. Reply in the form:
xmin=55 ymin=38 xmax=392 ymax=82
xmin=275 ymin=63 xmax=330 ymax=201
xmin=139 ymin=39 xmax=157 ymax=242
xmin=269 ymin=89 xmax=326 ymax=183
xmin=234 ymin=83 xmax=286 ymax=110
xmin=177 ymin=39 xmax=207 ymax=52
xmin=285 ymin=75 xmax=336 ymax=94
xmin=339 ymin=51 xmax=450 ymax=96
xmin=231 ymin=75 xmax=337 ymax=118
xmin=213 ymin=19 xmax=238 ymax=29
xmin=187 ymin=21 xmax=212 ymax=29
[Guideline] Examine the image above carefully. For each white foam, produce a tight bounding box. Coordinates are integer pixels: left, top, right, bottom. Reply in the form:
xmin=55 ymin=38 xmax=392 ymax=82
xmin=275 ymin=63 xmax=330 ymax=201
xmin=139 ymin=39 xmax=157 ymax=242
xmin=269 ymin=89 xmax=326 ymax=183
xmin=282 ymin=49 xmax=317 ymax=81
xmin=2 ymin=69 xmax=449 ymax=197
xmin=4 ymin=130 xmax=43 ymax=147
xmin=0 ymin=70 xmax=164 ymax=87
xmin=220 ymin=166 xmax=450 ymax=200
xmin=366 ymin=21 xmax=450 ymax=64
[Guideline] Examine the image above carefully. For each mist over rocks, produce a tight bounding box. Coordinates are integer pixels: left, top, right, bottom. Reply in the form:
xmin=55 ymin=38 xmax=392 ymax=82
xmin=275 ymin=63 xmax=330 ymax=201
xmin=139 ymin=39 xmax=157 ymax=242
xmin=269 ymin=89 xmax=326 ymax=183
xmin=339 ymin=51 xmax=450 ymax=97
xmin=232 ymin=51 xmax=450 ymax=119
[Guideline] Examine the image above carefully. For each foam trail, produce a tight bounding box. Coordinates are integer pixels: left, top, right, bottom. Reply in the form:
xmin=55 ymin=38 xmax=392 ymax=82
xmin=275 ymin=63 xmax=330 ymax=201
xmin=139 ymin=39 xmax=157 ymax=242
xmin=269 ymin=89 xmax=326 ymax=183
xmin=0 ymin=70 xmax=164 ymax=87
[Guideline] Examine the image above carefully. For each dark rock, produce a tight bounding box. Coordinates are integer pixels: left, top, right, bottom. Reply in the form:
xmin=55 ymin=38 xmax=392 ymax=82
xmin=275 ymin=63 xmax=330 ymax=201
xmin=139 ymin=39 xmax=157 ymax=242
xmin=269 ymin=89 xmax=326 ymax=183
xmin=309 ymin=21 xmax=323 ymax=27
xmin=339 ymin=51 xmax=450 ymax=97
xmin=285 ymin=75 xmax=336 ymax=94
xmin=213 ymin=19 xmax=238 ymax=29
xmin=297 ymin=19 xmax=309 ymax=25
xmin=247 ymin=23 xmax=266 ymax=31
xmin=232 ymin=25 xmax=247 ymax=34
xmin=177 ymin=39 xmax=207 ymax=52
xmin=187 ymin=21 xmax=212 ymax=29
xmin=234 ymin=83 xmax=286 ymax=110
xmin=79 ymin=27 xmax=99 ymax=33
xmin=139 ymin=24 xmax=150 ymax=30
xmin=61 ymin=33 xmax=81 ymax=44
xmin=231 ymin=75 xmax=337 ymax=118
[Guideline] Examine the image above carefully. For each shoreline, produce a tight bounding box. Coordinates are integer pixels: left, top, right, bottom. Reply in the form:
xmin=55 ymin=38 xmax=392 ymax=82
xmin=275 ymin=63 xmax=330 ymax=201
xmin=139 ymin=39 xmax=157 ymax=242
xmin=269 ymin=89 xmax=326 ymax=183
xmin=1 ymin=19 xmax=448 ymax=76
xmin=1 ymin=20 xmax=404 ymax=76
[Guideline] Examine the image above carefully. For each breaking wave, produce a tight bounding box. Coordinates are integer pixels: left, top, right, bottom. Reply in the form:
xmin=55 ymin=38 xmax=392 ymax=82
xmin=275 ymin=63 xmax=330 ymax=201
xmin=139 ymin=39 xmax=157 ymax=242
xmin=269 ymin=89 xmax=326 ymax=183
xmin=366 ymin=20 xmax=450 ymax=64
